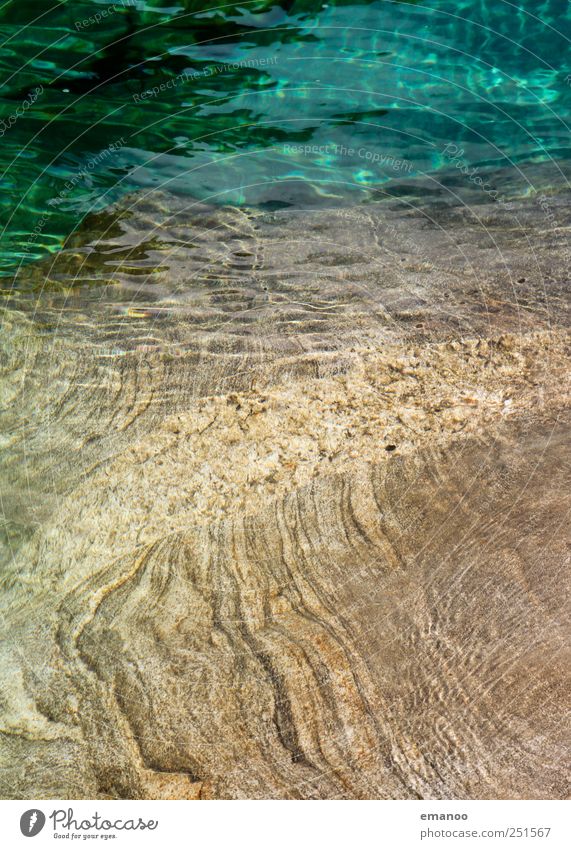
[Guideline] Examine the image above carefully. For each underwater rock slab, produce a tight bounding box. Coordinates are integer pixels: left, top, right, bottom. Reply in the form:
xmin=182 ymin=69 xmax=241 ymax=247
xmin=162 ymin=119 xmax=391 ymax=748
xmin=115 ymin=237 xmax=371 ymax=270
xmin=1 ymin=412 xmax=569 ymax=800
xmin=0 ymin=191 xmax=570 ymax=798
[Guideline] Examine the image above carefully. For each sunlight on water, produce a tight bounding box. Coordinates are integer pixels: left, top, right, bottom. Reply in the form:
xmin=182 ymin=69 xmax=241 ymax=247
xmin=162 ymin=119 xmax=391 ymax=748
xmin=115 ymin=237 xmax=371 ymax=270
xmin=1 ymin=0 xmax=570 ymax=275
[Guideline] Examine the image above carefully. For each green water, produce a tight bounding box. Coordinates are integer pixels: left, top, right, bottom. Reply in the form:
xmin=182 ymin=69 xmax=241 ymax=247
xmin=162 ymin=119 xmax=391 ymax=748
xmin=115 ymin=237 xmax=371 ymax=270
xmin=1 ymin=0 xmax=570 ymax=277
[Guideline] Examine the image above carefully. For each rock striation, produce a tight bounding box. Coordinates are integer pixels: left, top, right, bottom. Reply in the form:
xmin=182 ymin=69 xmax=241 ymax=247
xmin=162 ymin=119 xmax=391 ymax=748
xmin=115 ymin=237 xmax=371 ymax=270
xmin=1 ymin=190 xmax=569 ymax=798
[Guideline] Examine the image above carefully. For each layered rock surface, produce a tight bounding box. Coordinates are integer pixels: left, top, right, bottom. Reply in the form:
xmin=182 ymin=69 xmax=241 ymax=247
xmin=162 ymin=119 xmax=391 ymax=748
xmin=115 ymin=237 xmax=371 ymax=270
xmin=0 ymin=191 xmax=569 ymax=798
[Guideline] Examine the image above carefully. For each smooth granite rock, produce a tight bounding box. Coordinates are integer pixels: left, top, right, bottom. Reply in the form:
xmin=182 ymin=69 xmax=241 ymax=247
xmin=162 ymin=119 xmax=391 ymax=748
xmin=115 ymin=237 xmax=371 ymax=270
xmin=0 ymin=190 xmax=569 ymax=798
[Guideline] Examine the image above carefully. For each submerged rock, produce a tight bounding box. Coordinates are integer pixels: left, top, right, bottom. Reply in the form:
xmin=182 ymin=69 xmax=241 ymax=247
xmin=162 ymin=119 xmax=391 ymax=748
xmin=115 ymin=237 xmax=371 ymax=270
xmin=0 ymin=191 xmax=569 ymax=798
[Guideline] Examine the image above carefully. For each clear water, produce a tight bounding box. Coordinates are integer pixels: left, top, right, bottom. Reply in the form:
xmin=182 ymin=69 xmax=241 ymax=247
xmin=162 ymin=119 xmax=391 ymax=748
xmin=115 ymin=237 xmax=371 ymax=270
xmin=1 ymin=0 xmax=570 ymax=277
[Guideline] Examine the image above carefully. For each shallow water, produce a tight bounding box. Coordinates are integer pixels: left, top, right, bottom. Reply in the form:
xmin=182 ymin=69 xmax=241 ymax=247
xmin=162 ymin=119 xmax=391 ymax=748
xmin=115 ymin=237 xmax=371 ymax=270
xmin=1 ymin=0 xmax=571 ymax=276
xmin=1 ymin=2 xmax=571 ymax=802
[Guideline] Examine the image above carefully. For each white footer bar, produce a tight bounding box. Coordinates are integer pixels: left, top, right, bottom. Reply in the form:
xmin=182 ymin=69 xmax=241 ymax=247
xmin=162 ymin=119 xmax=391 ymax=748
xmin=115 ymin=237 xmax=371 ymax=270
xmin=2 ymin=799 xmax=568 ymax=848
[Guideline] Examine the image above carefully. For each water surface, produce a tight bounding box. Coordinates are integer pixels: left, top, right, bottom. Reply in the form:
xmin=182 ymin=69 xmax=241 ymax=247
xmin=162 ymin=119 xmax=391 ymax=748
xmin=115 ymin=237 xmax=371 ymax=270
xmin=1 ymin=0 xmax=570 ymax=277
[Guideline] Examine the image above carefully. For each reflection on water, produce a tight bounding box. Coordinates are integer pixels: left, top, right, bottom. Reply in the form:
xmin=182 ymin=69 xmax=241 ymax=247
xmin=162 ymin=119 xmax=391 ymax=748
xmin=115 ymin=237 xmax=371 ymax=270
xmin=1 ymin=4 xmax=571 ymax=803
xmin=1 ymin=0 xmax=570 ymax=275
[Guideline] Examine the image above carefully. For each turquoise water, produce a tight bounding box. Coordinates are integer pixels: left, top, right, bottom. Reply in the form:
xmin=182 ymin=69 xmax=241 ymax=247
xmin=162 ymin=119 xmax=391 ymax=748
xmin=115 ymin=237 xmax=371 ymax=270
xmin=1 ymin=0 xmax=570 ymax=276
